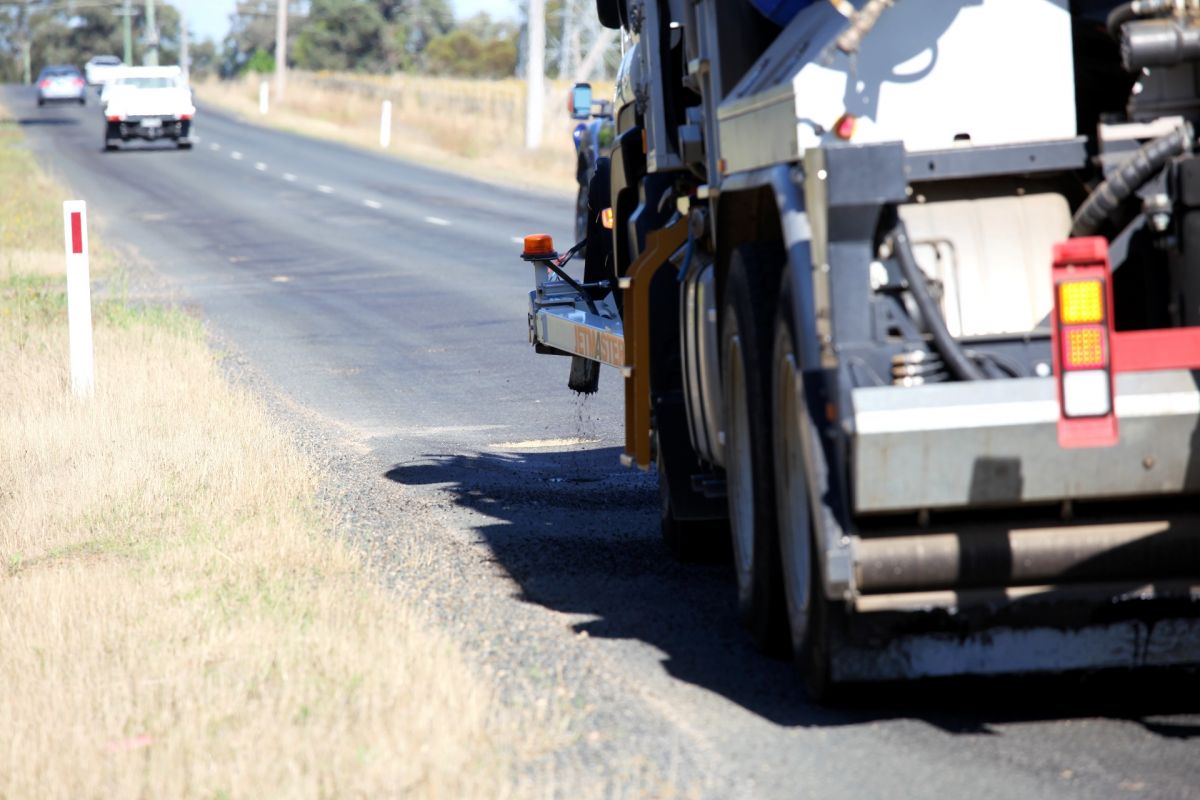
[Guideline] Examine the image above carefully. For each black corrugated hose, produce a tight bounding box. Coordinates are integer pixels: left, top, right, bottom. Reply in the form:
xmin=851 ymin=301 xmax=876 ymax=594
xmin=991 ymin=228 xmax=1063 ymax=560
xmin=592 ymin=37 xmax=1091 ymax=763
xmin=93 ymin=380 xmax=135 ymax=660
xmin=1071 ymin=124 xmax=1192 ymax=237
xmin=1106 ymin=0 xmax=1175 ymax=40
xmin=890 ymin=223 xmax=987 ymax=382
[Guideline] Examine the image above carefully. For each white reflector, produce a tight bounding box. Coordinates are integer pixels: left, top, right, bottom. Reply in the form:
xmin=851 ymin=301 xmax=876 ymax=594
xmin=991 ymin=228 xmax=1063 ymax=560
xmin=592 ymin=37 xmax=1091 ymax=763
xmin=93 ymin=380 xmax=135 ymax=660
xmin=1062 ymin=369 xmax=1111 ymax=418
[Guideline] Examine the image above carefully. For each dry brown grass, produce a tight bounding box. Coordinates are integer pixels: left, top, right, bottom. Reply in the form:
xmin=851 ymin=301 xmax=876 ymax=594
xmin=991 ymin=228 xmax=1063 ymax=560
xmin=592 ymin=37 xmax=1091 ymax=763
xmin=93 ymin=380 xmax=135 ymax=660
xmin=0 ymin=110 xmax=523 ymax=798
xmin=197 ymin=72 xmax=612 ymax=196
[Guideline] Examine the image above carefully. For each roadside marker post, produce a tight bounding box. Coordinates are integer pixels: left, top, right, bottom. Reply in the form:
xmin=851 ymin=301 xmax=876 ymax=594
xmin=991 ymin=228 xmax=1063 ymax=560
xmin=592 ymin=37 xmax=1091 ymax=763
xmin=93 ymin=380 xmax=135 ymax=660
xmin=259 ymin=80 xmax=269 ymax=115
xmin=380 ymin=99 xmax=392 ymax=149
xmin=62 ymin=201 xmax=94 ymax=398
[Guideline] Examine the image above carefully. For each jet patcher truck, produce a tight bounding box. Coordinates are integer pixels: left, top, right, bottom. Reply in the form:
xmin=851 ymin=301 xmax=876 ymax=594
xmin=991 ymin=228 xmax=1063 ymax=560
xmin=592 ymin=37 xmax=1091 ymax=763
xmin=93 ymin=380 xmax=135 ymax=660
xmin=520 ymin=0 xmax=1200 ymax=698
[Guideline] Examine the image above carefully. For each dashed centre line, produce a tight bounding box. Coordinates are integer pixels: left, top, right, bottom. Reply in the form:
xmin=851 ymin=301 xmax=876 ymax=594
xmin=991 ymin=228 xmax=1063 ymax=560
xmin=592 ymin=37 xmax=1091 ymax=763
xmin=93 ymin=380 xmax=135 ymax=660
xmin=230 ymin=151 xmax=244 ymax=160
xmin=424 ymin=216 xmax=451 ymax=227
xmin=209 ymin=143 xmax=220 ymax=151
xmin=363 ymin=199 xmax=383 ymax=210
xmin=283 ymin=173 xmax=297 ymax=182
xmin=317 ymin=185 xmax=334 ymax=194
xmin=255 ymin=162 xmax=268 ymax=172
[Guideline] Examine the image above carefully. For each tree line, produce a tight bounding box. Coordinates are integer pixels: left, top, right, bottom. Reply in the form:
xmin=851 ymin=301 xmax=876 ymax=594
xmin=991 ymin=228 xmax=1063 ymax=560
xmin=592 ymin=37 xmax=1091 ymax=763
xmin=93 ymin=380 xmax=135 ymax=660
xmin=0 ymin=1 xmax=606 ymax=83
xmin=224 ymin=0 xmax=521 ymax=79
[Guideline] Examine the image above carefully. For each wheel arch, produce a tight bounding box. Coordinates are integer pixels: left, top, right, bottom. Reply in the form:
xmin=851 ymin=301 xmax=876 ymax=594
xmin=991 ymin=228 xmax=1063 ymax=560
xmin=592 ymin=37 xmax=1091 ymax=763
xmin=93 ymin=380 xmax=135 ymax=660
xmin=715 ymin=166 xmax=851 ymax=601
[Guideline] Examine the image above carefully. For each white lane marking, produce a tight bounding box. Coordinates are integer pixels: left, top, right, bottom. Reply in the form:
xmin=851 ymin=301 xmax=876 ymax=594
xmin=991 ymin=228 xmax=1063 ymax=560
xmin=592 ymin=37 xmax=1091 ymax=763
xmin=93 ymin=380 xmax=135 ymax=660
xmin=282 ymin=173 xmax=297 ymax=182
xmin=255 ymin=161 xmax=268 ymax=172
xmin=317 ymin=184 xmax=334 ymax=194
xmin=271 ymin=275 xmax=291 ymax=283
xmin=192 ymin=134 xmax=202 ymax=143
xmin=209 ymin=143 xmax=220 ymax=151
xmin=363 ymin=199 xmax=382 ymax=210
xmin=230 ymin=151 xmax=244 ymax=160
xmin=424 ymin=216 xmax=451 ymax=227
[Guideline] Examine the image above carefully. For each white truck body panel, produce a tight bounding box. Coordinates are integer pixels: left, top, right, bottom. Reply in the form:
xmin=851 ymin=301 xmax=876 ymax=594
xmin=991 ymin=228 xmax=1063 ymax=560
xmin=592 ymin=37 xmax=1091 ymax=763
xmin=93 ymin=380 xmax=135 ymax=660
xmin=792 ymin=0 xmax=1076 ymax=152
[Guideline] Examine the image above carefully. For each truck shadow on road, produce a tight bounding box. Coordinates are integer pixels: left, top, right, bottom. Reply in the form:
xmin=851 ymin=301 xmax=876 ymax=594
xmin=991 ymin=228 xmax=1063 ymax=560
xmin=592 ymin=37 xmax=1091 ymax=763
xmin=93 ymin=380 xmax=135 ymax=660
xmin=385 ymin=446 xmax=1200 ymax=737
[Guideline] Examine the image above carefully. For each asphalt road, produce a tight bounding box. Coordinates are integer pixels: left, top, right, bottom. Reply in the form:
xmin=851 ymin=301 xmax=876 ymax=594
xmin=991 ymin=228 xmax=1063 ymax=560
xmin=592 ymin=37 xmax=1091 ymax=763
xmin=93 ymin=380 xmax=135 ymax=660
xmin=11 ymin=88 xmax=1200 ymax=799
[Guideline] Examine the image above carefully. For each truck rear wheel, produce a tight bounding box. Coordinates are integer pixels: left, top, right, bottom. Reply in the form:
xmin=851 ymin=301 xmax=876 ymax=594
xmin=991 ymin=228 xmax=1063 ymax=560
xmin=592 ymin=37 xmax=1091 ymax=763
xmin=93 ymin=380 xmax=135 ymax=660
xmin=656 ymin=408 xmax=728 ymax=562
xmin=722 ymin=245 xmax=788 ymax=653
xmin=772 ymin=273 xmax=838 ymax=701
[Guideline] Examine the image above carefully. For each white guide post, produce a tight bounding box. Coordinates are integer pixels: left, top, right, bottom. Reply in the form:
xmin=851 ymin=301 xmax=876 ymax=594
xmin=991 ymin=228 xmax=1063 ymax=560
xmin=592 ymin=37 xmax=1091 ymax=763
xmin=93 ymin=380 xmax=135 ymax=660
xmin=62 ymin=201 xmax=94 ymax=398
xmin=259 ymin=80 xmax=269 ymax=115
xmin=379 ymin=99 xmax=392 ymax=149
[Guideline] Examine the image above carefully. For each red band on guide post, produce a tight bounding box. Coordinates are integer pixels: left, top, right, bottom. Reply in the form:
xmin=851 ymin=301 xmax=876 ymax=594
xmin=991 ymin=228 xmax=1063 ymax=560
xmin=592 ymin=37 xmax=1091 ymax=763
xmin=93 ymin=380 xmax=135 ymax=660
xmin=70 ymin=212 xmax=83 ymax=254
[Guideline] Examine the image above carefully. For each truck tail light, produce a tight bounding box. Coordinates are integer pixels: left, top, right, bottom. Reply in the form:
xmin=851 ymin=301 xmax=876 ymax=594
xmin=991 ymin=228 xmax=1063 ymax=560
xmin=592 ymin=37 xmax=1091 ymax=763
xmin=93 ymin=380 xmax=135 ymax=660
xmin=106 ymin=115 xmax=122 ymax=122
xmin=38 ymin=79 xmax=50 ymax=89
xmin=1051 ymin=237 xmax=1118 ymax=448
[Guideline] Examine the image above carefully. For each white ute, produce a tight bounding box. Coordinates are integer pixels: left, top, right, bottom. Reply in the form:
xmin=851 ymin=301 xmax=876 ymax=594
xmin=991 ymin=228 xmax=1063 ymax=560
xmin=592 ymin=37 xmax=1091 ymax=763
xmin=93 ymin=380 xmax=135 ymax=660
xmin=84 ymin=55 xmax=124 ymax=88
xmin=102 ymin=66 xmax=195 ymax=151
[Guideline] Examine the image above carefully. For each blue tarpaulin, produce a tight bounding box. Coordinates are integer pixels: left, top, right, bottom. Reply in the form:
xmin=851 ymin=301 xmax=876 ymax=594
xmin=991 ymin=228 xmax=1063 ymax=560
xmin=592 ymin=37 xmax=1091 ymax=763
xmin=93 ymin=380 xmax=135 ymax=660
xmin=749 ymin=0 xmax=817 ymax=26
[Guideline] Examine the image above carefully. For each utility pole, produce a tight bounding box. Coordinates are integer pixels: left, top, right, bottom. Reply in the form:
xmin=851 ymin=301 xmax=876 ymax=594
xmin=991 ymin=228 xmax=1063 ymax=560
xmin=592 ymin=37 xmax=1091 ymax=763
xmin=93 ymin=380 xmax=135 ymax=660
xmin=274 ymin=0 xmax=287 ymax=102
xmin=525 ymin=0 xmax=546 ymax=150
xmin=16 ymin=2 xmax=30 ymax=84
xmin=180 ymin=1 xmax=189 ymax=80
xmin=120 ymin=0 xmax=133 ymax=64
xmin=557 ymin=0 xmax=575 ymax=82
xmin=144 ymin=0 xmax=158 ymax=66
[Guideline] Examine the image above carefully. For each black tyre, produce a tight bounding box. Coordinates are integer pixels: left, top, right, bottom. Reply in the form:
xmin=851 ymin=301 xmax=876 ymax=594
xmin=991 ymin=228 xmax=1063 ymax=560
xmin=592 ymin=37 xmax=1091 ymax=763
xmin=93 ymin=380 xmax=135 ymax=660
xmin=656 ymin=412 xmax=728 ymax=563
xmin=177 ymin=141 xmax=192 ymax=150
xmin=574 ymin=181 xmax=589 ymax=257
xmin=37 ymin=98 xmax=44 ymax=107
xmin=721 ymin=244 xmax=788 ymax=653
xmin=596 ymin=0 xmax=624 ymax=29
xmin=772 ymin=270 xmax=841 ymax=701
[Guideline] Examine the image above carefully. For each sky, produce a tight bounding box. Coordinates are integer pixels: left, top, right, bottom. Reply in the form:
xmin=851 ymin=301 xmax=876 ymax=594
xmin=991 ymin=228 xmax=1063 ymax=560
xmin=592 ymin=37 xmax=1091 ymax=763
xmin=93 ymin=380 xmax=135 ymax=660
xmin=187 ymin=0 xmax=520 ymax=44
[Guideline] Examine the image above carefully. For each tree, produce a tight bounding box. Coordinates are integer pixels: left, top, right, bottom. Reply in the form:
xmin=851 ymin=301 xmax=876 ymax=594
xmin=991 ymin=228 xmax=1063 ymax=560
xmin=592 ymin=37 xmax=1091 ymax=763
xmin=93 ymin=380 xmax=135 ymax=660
xmin=423 ymin=13 xmax=518 ymax=79
xmin=188 ymin=38 xmax=219 ymax=79
xmin=293 ymin=0 xmax=388 ymax=73
xmin=223 ymin=2 xmax=280 ymax=77
xmin=0 ymin=2 xmax=187 ymax=80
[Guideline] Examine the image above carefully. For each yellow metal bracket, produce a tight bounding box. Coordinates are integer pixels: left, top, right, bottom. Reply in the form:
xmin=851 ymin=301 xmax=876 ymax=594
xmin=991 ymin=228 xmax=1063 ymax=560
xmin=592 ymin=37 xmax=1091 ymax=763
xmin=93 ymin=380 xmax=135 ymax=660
xmin=622 ymin=216 xmax=689 ymax=469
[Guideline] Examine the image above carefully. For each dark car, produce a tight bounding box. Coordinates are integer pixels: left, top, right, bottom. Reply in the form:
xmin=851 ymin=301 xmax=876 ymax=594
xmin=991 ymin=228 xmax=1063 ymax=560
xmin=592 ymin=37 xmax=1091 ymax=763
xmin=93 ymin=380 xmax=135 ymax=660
xmin=37 ymin=65 xmax=87 ymax=107
xmin=569 ymin=83 xmax=615 ymax=249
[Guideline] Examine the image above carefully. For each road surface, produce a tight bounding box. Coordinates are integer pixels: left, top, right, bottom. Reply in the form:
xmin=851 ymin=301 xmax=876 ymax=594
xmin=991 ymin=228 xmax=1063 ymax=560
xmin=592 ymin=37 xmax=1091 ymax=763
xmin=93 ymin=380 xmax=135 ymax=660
xmin=10 ymin=88 xmax=1200 ymax=799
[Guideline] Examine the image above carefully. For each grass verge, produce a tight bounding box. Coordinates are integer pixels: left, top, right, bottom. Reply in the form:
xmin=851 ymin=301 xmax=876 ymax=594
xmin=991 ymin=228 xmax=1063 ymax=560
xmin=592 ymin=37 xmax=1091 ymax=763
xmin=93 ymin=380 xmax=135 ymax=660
xmin=0 ymin=109 xmax=518 ymax=797
xmin=196 ymin=72 xmax=607 ymax=196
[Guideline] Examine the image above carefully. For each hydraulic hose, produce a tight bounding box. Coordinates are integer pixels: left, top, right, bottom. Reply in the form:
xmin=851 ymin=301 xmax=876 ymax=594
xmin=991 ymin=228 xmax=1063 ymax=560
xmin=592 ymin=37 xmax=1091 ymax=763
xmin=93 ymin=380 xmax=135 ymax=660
xmin=1071 ymin=124 xmax=1192 ymax=237
xmin=837 ymin=0 xmax=897 ymax=55
xmin=1106 ymin=0 xmax=1175 ymax=40
xmin=890 ymin=223 xmax=987 ymax=382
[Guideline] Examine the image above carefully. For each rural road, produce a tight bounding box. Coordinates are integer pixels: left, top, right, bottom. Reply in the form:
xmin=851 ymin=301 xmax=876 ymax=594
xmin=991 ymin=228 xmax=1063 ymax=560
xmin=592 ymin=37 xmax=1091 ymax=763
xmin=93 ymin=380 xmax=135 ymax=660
xmin=11 ymin=87 xmax=1200 ymax=798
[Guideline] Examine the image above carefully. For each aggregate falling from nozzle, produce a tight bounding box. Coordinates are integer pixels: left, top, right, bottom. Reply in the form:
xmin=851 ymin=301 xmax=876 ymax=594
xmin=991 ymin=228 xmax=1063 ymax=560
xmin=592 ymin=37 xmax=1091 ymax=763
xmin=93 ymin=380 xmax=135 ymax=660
xmin=568 ymin=355 xmax=600 ymax=394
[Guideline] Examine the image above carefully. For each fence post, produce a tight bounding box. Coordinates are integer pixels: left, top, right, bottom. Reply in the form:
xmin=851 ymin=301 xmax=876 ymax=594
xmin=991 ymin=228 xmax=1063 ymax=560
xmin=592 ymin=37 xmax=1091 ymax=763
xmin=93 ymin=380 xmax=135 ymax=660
xmin=62 ymin=200 xmax=94 ymax=398
xmin=379 ymin=99 xmax=392 ymax=149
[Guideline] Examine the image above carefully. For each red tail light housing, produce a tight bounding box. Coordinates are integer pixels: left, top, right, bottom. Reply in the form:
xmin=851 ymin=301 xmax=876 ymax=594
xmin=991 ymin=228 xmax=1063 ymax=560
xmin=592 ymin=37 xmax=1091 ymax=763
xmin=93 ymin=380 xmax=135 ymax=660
xmin=1051 ymin=237 xmax=1117 ymax=448
xmin=38 ymin=79 xmax=50 ymax=89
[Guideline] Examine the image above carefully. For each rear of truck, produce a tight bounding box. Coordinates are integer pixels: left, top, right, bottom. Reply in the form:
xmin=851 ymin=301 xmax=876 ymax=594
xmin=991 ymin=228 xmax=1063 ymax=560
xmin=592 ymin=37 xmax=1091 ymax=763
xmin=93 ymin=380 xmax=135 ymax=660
xmin=524 ymin=0 xmax=1200 ymax=697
